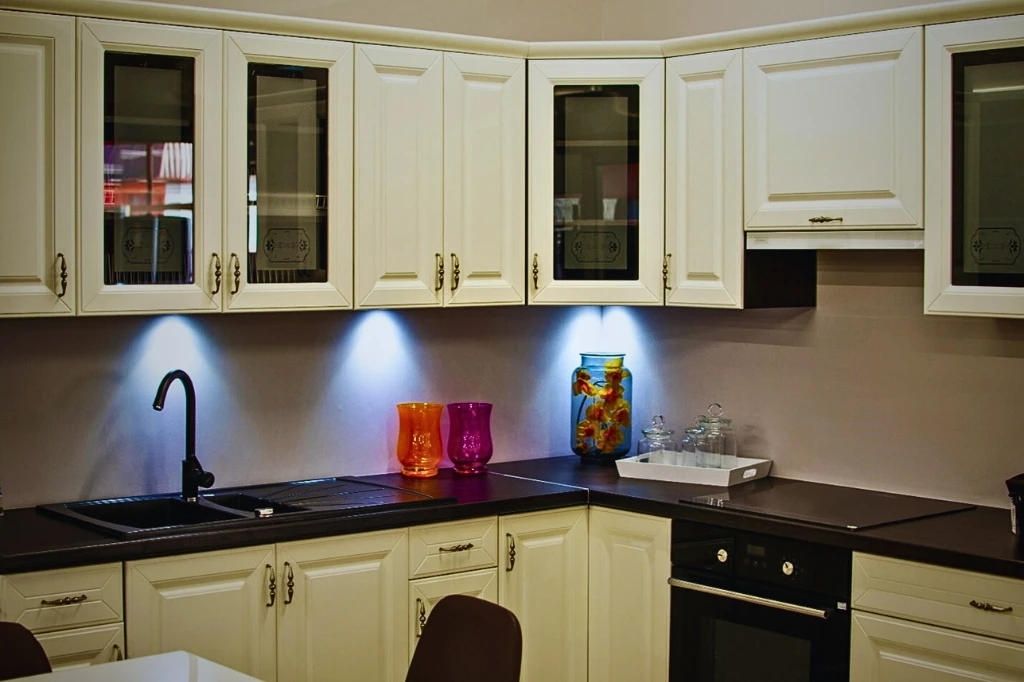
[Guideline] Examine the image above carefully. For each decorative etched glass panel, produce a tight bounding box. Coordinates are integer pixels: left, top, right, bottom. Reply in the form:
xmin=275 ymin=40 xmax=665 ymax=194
xmin=952 ymin=46 xmax=1024 ymax=287
xmin=247 ymin=63 xmax=328 ymax=284
xmin=103 ymin=52 xmax=195 ymax=285
xmin=553 ymin=84 xmax=639 ymax=281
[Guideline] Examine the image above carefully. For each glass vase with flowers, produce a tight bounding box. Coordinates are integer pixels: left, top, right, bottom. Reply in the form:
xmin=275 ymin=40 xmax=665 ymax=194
xmin=571 ymin=353 xmax=632 ymax=463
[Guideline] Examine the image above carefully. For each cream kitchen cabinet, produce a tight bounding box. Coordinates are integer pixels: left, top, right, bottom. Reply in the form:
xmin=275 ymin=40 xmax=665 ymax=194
xmin=126 ymin=530 xmax=408 ymax=682
xmin=588 ymin=508 xmax=670 ymax=682
xmin=354 ymin=45 xmax=525 ymax=309
xmin=78 ymin=19 xmax=223 ymax=315
xmin=851 ymin=552 xmax=1024 ymax=681
xmin=528 ymin=59 xmax=664 ymax=306
xmin=1 ymin=562 xmax=125 ymax=670
xmin=665 ymin=50 xmax=744 ymax=309
xmin=223 ymin=32 xmax=354 ymax=312
xmin=923 ymin=15 xmax=1024 ymax=319
xmin=408 ymin=569 xmax=498 ymax=662
xmin=499 ymin=507 xmax=588 ymax=682
xmin=744 ymin=28 xmax=923 ymax=231
xmin=0 ymin=11 xmax=75 ymax=317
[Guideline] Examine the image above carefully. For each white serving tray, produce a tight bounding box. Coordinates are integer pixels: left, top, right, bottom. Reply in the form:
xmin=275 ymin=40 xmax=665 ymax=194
xmin=615 ymin=455 xmax=773 ymax=487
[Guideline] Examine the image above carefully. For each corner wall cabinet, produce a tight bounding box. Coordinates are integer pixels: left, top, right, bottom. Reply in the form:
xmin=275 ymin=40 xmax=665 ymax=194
xmin=0 ymin=563 xmax=124 ymax=669
xmin=665 ymin=50 xmax=744 ymax=308
xmin=223 ymin=32 xmax=354 ymax=312
xmin=0 ymin=11 xmax=75 ymax=317
xmin=528 ymin=59 xmax=665 ymax=305
xmin=923 ymin=15 xmax=1024 ymax=318
xmin=588 ymin=508 xmax=670 ymax=682
xmin=78 ymin=19 xmax=223 ymax=314
xmin=850 ymin=552 xmax=1024 ymax=680
xmin=499 ymin=507 xmax=589 ymax=682
xmin=126 ymin=531 xmax=409 ymax=682
xmin=743 ymin=28 xmax=923 ymax=231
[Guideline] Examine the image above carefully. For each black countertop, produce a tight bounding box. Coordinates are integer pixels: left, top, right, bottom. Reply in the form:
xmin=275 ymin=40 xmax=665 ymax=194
xmin=2 ymin=457 xmax=1021 ymax=580
xmin=490 ymin=457 xmax=1024 ymax=579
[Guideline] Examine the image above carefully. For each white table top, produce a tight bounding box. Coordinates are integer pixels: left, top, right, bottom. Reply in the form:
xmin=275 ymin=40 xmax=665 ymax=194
xmin=13 ymin=652 xmax=266 ymax=682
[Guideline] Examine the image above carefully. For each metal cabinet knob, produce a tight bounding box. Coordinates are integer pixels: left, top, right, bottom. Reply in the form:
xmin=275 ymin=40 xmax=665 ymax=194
xmin=782 ymin=561 xmax=795 ymax=576
xmin=717 ymin=549 xmax=729 ymax=563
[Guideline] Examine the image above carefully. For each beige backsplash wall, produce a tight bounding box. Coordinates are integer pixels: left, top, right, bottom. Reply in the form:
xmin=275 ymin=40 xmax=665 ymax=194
xmin=1 ymin=251 xmax=1022 ymax=509
xmin=146 ymin=0 xmax=945 ymax=41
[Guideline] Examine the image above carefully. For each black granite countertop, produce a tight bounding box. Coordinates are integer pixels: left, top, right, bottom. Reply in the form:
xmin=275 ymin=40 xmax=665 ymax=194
xmin=2 ymin=457 xmax=1021 ymax=580
xmin=490 ymin=456 xmax=1024 ymax=579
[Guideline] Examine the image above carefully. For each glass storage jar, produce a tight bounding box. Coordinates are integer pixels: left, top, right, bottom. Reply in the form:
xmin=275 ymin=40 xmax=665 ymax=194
xmin=695 ymin=403 xmax=737 ymax=469
xmin=637 ymin=415 xmax=678 ymax=464
xmin=679 ymin=426 xmax=701 ymax=467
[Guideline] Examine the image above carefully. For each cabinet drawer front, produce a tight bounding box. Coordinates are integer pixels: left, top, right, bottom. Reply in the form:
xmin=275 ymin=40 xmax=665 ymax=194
xmin=409 ymin=517 xmax=498 ymax=578
xmin=36 ymin=622 xmax=124 ymax=670
xmin=2 ymin=563 xmax=122 ymax=633
xmin=409 ymin=568 xmax=498 ymax=662
xmin=852 ymin=553 xmax=1024 ymax=643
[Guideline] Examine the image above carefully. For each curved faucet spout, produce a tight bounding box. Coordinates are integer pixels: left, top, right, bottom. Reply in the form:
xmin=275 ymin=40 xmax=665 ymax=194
xmin=153 ymin=369 xmax=214 ymax=501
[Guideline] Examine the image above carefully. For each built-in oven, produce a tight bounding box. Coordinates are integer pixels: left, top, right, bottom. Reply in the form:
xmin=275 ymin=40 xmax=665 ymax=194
xmin=668 ymin=520 xmax=852 ymax=682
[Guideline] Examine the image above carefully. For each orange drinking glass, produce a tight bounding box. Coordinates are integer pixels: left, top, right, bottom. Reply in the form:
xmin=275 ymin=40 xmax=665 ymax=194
xmin=396 ymin=402 xmax=444 ymax=478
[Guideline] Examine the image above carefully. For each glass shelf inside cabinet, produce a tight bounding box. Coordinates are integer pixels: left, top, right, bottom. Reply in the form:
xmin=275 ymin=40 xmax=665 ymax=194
xmin=553 ymin=84 xmax=640 ymax=282
xmin=104 ymin=52 xmax=196 ymax=286
xmin=952 ymin=46 xmax=1024 ymax=289
xmin=247 ymin=63 xmax=329 ymax=285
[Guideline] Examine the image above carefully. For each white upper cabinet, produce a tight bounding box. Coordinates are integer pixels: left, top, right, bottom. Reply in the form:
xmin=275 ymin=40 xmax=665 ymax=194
xmin=78 ymin=19 xmax=223 ymax=314
xmin=923 ymin=15 xmax=1024 ymax=319
xmin=666 ymin=50 xmax=744 ymax=308
xmin=0 ymin=11 xmax=75 ymax=317
xmin=744 ymin=28 xmax=923 ymax=230
xmin=224 ymin=33 xmax=353 ymax=312
xmin=354 ymin=44 xmax=443 ymax=309
xmin=443 ymin=53 xmax=525 ymax=307
xmin=528 ymin=59 xmax=664 ymax=305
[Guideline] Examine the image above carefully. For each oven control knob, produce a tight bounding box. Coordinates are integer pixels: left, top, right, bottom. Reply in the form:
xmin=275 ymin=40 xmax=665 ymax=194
xmin=782 ymin=561 xmax=795 ymax=576
xmin=717 ymin=549 xmax=729 ymax=563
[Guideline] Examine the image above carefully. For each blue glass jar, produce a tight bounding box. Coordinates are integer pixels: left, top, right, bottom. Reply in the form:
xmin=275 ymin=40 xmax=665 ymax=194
xmin=571 ymin=352 xmax=632 ymax=463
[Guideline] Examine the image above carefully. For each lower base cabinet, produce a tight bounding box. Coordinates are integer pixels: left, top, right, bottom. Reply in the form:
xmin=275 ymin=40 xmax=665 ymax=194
xmin=851 ymin=611 xmax=1024 ymax=680
xmin=499 ymin=507 xmax=589 ymax=682
xmin=588 ymin=507 xmax=670 ymax=682
xmin=36 ymin=622 xmax=125 ymax=669
xmin=408 ymin=568 xmax=498 ymax=662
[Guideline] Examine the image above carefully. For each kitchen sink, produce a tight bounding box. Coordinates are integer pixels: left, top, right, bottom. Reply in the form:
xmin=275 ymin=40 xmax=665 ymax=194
xmin=201 ymin=492 xmax=303 ymax=515
xmin=38 ymin=495 xmax=256 ymax=539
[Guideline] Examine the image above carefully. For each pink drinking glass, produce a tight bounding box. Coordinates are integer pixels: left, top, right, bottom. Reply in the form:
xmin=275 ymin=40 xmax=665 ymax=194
xmin=446 ymin=402 xmax=494 ymax=475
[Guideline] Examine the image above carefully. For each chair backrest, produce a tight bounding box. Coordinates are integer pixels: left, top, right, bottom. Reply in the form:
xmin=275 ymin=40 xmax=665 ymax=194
xmin=0 ymin=622 xmax=52 ymax=680
xmin=405 ymin=595 xmax=522 ymax=682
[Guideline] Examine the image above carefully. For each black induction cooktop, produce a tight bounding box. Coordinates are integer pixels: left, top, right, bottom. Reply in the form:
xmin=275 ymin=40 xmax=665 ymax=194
xmin=683 ymin=478 xmax=976 ymax=531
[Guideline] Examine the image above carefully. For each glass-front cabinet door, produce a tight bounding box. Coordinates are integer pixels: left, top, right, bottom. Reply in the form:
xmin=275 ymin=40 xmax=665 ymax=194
xmin=224 ymin=33 xmax=352 ymax=311
xmin=925 ymin=15 xmax=1024 ymax=318
xmin=528 ymin=59 xmax=664 ymax=305
xmin=79 ymin=19 xmax=222 ymax=314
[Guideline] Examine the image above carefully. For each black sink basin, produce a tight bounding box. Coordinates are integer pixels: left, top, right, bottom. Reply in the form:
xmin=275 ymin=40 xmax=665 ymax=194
xmin=38 ymin=496 xmax=253 ymax=539
xmin=202 ymin=493 xmax=303 ymax=515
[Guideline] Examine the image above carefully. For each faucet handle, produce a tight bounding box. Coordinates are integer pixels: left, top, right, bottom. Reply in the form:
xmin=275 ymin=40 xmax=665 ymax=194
xmin=197 ymin=470 xmax=215 ymax=489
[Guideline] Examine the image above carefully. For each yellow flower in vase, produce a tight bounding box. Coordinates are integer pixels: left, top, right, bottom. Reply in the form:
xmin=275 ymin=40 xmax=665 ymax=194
xmin=585 ymin=402 xmax=607 ymax=423
xmin=599 ymin=424 xmax=625 ymax=453
xmin=572 ymin=369 xmax=597 ymax=397
xmin=598 ymin=383 xmax=625 ymax=412
xmin=576 ymin=420 xmax=598 ymax=443
xmin=612 ymin=404 xmax=631 ymax=428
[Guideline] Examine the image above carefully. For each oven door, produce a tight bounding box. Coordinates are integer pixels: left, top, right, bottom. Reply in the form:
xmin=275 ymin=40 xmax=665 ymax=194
xmin=669 ymin=573 xmax=850 ymax=682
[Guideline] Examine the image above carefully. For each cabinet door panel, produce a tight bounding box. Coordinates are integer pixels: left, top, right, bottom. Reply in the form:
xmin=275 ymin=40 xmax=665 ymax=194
xmin=499 ymin=508 xmax=588 ymax=682
xmin=588 ymin=508 xmax=670 ymax=682
xmin=443 ymin=53 xmax=525 ymax=307
xmin=125 ymin=545 xmax=276 ymax=681
xmin=744 ymin=28 xmax=922 ymax=229
xmin=277 ymin=529 xmax=408 ymax=682
xmin=666 ymin=50 xmax=743 ymax=308
xmin=36 ymin=623 xmax=124 ymax=670
xmin=851 ymin=612 xmax=1024 ymax=681
xmin=78 ymin=19 xmax=223 ymax=314
xmin=224 ymin=33 xmax=353 ymax=312
xmin=355 ymin=45 xmax=443 ymax=308
xmin=528 ymin=59 xmax=664 ymax=305
xmin=0 ymin=11 xmax=74 ymax=316
xmin=408 ymin=568 xmax=497 ymax=662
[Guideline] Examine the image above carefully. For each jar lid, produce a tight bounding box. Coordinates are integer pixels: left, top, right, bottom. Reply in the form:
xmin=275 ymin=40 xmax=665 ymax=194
xmin=641 ymin=414 xmax=675 ymax=438
xmin=698 ymin=402 xmax=731 ymax=428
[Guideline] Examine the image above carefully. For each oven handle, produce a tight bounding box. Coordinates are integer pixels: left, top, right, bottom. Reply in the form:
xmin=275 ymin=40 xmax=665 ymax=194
xmin=668 ymin=578 xmax=833 ymax=620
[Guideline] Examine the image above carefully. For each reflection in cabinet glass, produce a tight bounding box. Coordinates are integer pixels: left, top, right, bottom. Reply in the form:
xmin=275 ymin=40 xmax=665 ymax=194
xmin=553 ymin=85 xmax=639 ymax=282
xmin=952 ymin=46 xmax=1024 ymax=288
xmin=247 ymin=63 xmax=328 ymax=284
xmin=103 ymin=52 xmax=195 ymax=286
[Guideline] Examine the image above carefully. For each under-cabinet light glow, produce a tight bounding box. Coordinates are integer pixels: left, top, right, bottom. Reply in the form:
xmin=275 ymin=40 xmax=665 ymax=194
xmin=132 ymin=315 xmax=215 ymax=390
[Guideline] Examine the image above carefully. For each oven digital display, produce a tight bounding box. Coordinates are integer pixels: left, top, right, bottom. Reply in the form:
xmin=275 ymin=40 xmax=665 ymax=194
xmin=747 ymin=545 xmax=766 ymax=557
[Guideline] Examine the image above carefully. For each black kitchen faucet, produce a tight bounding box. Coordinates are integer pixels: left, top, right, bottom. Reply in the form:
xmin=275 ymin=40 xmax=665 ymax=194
xmin=153 ymin=369 xmax=215 ymax=502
